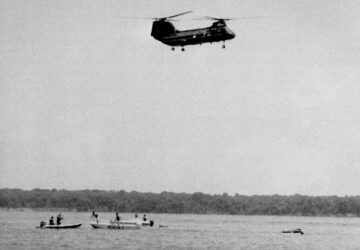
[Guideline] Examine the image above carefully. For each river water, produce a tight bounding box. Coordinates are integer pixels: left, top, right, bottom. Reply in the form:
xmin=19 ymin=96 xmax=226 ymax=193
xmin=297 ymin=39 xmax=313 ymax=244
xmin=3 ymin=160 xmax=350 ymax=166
xmin=1 ymin=210 xmax=360 ymax=249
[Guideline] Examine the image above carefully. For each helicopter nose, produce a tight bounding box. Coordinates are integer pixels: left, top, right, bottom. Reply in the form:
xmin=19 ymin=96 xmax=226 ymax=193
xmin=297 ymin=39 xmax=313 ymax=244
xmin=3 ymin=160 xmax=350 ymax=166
xmin=226 ymin=28 xmax=236 ymax=39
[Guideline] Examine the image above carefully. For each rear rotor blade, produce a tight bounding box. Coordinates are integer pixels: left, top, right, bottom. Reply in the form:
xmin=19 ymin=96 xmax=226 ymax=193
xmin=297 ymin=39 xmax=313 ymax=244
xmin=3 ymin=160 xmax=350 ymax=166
xmin=204 ymin=16 xmax=231 ymax=21
xmin=231 ymin=15 xmax=274 ymax=20
xmin=166 ymin=11 xmax=192 ymax=19
xmin=116 ymin=11 xmax=192 ymax=21
xmin=203 ymin=15 xmax=273 ymax=21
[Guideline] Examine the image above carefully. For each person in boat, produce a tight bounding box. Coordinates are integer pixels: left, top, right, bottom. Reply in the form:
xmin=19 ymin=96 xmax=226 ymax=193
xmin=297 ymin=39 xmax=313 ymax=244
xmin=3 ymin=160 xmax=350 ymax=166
xmin=56 ymin=213 xmax=63 ymax=225
xmin=143 ymin=214 xmax=147 ymax=221
xmin=91 ymin=211 xmax=99 ymax=223
xmin=134 ymin=214 xmax=140 ymax=224
xmin=49 ymin=216 xmax=55 ymax=225
xmin=115 ymin=212 xmax=121 ymax=223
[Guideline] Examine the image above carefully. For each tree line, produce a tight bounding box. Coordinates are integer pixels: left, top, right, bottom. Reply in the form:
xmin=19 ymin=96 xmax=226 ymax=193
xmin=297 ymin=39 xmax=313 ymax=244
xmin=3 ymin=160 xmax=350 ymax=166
xmin=1 ymin=188 xmax=360 ymax=216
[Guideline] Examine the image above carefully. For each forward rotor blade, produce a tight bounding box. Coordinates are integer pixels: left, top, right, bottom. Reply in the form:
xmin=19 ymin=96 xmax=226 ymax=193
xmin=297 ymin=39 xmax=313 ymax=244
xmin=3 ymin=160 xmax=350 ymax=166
xmin=117 ymin=16 xmax=181 ymax=22
xmin=117 ymin=16 xmax=157 ymax=20
xmin=116 ymin=11 xmax=192 ymax=21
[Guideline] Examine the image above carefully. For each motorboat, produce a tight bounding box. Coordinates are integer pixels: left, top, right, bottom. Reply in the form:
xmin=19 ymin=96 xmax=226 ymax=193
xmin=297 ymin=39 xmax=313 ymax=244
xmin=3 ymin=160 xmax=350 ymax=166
xmin=36 ymin=222 xmax=82 ymax=229
xmin=90 ymin=222 xmax=140 ymax=230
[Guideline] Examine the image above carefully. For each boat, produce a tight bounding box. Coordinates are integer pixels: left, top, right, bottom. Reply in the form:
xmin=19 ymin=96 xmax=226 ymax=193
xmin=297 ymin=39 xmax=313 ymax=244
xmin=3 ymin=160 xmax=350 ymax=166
xmin=90 ymin=222 xmax=140 ymax=230
xmin=281 ymin=228 xmax=304 ymax=235
xmin=36 ymin=222 xmax=82 ymax=229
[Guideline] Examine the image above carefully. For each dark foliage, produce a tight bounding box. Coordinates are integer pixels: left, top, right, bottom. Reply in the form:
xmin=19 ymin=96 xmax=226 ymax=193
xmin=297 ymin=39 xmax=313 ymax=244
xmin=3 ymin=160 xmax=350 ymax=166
xmin=1 ymin=188 xmax=360 ymax=216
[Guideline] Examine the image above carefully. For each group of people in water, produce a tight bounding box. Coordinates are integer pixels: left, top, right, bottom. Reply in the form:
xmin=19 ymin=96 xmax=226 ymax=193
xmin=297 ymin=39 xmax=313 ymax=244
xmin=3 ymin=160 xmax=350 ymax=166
xmin=48 ymin=213 xmax=63 ymax=225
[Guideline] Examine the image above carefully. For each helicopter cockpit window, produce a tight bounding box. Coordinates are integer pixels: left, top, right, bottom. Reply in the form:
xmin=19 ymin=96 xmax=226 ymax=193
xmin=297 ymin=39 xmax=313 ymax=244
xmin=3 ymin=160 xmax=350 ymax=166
xmin=212 ymin=22 xmax=225 ymax=28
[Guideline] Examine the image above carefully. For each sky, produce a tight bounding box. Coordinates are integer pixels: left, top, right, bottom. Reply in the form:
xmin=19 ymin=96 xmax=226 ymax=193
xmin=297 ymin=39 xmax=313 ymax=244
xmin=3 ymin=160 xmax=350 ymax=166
xmin=1 ymin=0 xmax=360 ymax=196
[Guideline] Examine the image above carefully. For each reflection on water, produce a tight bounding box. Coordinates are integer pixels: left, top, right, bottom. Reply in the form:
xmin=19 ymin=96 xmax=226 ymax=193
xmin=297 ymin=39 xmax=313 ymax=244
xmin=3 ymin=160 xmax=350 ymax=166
xmin=1 ymin=210 xmax=360 ymax=249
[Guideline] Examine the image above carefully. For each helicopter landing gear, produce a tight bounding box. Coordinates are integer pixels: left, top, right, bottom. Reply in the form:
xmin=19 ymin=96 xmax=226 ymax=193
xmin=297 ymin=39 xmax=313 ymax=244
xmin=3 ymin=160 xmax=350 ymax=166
xmin=171 ymin=47 xmax=175 ymax=51
xmin=181 ymin=47 xmax=185 ymax=52
xmin=222 ymin=41 xmax=226 ymax=49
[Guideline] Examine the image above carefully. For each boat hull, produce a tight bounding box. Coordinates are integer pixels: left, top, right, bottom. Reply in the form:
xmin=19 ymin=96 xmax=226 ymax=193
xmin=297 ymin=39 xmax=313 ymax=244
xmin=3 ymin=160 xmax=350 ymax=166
xmin=37 ymin=224 xmax=82 ymax=229
xmin=121 ymin=220 xmax=154 ymax=227
xmin=90 ymin=222 xmax=140 ymax=230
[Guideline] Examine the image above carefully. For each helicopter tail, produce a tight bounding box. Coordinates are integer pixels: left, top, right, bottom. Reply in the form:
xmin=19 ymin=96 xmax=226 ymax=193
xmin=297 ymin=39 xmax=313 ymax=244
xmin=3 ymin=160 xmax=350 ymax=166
xmin=151 ymin=20 xmax=177 ymax=38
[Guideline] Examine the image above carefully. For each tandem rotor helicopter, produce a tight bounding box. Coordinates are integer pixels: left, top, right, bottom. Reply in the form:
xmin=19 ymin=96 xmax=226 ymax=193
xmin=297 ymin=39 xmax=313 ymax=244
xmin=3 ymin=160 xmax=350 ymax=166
xmin=151 ymin=11 xmax=236 ymax=51
xmin=126 ymin=11 xmax=238 ymax=51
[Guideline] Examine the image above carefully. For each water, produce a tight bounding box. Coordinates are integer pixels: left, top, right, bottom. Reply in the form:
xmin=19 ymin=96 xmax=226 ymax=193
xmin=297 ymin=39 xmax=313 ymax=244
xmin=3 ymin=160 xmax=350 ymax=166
xmin=1 ymin=210 xmax=360 ymax=249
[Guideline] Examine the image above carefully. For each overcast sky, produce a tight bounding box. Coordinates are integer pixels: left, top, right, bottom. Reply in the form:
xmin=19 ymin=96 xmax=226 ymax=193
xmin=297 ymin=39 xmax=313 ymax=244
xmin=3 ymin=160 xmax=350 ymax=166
xmin=1 ymin=0 xmax=360 ymax=195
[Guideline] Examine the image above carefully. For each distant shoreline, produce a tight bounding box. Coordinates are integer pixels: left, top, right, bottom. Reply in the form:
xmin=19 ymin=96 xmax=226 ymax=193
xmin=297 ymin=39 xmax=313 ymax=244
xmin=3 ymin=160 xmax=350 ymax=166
xmin=0 ymin=207 xmax=359 ymax=218
xmin=1 ymin=188 xmax=359 ymax=217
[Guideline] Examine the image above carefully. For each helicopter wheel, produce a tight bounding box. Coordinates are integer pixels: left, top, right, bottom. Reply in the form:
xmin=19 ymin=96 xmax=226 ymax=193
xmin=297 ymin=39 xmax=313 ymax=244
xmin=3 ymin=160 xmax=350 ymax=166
xmin=181 ymin=47 xmax=185 ymax=52
xmin=222 ymin=43 xmax=226 ymax=49
xmin=171 ymin=47 xmax=175 ymax=51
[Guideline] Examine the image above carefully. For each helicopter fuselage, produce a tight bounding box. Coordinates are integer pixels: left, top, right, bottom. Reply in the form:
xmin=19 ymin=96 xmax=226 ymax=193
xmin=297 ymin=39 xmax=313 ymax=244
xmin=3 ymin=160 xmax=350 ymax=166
xmin=151 ymin=20 xmax=235 ymax=48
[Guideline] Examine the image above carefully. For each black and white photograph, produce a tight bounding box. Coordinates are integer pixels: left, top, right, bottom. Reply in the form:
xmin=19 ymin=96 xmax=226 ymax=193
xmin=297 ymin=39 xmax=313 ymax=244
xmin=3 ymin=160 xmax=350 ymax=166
xmin=1 ymin=0 xmax=360 ymax=249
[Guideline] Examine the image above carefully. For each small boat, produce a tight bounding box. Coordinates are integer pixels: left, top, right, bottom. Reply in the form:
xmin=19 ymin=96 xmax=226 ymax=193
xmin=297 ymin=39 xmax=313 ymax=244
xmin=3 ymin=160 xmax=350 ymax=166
xmin=282 ymin=228 xmax=304 ymax=235
xmin=36 ymin=222 xmax=82 ymax=229
xmin=90 ymin=222 xmax=140 ymax=230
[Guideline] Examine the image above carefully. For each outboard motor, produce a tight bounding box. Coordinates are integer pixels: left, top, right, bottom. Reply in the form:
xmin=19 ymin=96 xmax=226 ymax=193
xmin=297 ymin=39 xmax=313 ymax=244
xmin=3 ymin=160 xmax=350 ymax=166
xmin=40 ymin=221 xmax=46 ymax=228
xmin=151 ymin=20 xmax=177 ymax=39
xmin=149 ymin=220 xmax=154 ymax=227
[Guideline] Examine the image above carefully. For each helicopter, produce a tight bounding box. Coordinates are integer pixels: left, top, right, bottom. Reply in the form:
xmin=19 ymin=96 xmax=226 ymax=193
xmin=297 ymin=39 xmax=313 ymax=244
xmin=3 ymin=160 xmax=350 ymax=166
xmin=150 ymin=11 xmax=236 ymax=51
